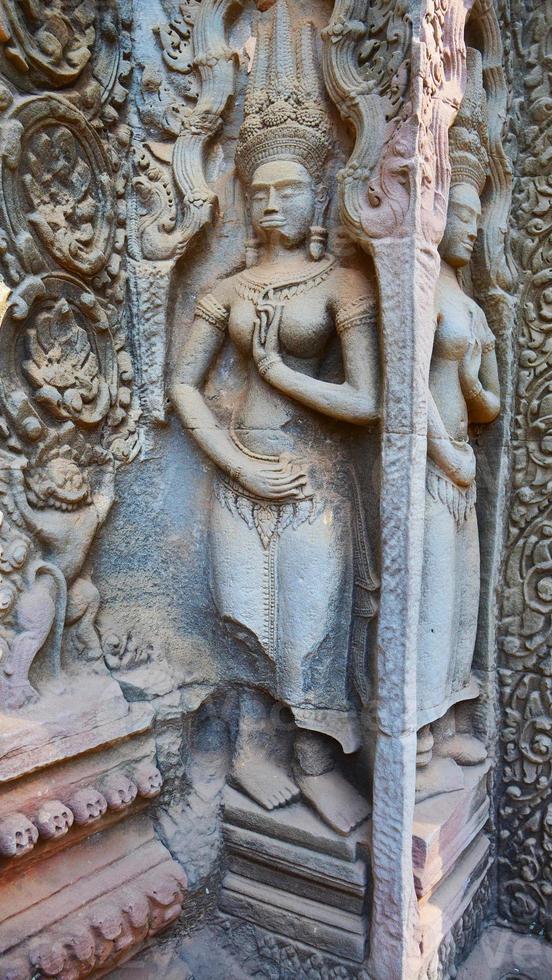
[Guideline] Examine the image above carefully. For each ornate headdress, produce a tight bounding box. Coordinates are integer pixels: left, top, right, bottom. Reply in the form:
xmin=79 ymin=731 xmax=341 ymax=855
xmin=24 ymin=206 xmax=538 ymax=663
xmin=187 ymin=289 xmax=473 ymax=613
xmin=235 ymin=0 xmax=332 ymax=185
xmin=449 ymin=48 xmax=489 ymax=194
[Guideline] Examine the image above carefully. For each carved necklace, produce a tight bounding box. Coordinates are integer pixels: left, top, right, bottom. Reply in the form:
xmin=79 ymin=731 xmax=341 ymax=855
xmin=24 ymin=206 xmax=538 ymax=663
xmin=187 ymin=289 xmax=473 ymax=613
xmin=234 ymin=255 xmax=337 ymax=304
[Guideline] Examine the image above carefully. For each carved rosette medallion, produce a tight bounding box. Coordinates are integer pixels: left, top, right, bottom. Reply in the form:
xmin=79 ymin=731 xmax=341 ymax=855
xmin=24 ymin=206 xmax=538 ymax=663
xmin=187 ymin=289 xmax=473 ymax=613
xmin=0 ymin=275 xmax=118 ymax=441
xmin=0 ymin=96 xmax=115 ymax=279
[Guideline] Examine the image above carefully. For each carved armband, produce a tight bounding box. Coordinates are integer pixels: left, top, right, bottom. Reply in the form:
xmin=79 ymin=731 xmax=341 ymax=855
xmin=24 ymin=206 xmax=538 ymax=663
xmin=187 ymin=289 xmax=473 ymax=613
xmin=195 ymin=293 xmax=228 ymax=334
xmin=481 ymin=335 xmax=495 ymax=354
xmin=336 ymin=296 xmax=377 ymax=336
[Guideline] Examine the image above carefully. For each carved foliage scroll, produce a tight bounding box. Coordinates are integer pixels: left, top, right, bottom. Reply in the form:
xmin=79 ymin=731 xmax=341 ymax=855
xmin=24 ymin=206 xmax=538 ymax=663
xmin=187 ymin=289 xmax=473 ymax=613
xmin=129 ymin=0 xmax=242 ymax=422
xmin=498 ymin=0 xmax=552 ymax=938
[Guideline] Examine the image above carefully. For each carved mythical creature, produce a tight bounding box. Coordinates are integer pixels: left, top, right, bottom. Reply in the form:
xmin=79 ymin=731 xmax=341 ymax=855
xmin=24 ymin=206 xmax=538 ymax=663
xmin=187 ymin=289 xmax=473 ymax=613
xmin=171 ymin=0 xmax=379 ymax=835
xmin=0 ymin=466 xmax=65 ymax=709
xmin=8 ymin=427 xmax=115 ymax=667
xmin=415 ymin=50 xmax=501 ymax=800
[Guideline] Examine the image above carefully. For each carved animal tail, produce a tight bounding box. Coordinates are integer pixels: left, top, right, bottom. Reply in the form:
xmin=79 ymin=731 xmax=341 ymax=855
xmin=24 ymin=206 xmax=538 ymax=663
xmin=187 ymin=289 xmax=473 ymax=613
xmin=30 ymin=561 xmax=67 ymax=679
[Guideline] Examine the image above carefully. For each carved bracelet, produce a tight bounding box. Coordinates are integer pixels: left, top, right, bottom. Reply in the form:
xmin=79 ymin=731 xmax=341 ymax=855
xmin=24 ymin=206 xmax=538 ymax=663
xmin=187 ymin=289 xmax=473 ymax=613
xmin=464 ymin=379 xmax=484 ymax=401
xmin=257 ymin=354 xmax=281 ymax=379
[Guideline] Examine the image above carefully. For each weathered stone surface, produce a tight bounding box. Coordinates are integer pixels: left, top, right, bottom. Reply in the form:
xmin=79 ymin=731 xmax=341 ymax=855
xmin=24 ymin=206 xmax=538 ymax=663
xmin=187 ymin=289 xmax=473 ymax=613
xmin=0 ymin=0 xmax=545 ymax=977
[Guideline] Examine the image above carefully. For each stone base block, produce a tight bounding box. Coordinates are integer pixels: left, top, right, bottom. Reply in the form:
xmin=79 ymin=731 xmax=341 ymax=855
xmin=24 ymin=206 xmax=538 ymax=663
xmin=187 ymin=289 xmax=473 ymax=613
xmin=0 ymin=675 xmax=153 ymax=783
xmin=219 ymin=787 xmax=371 ymax=963
xmin=420 ymin=832 xmax=491 ymax=970
xmin=413 ymin=761 xmax=491 ymax=901
xmin=0 ymin=813 xmax=186 ymax=980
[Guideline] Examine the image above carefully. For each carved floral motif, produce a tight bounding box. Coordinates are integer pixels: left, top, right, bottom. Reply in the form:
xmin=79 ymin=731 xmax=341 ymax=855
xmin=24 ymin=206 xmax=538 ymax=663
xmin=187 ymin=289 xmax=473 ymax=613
xmin=497 ymin=0 xmax=552 ymax=938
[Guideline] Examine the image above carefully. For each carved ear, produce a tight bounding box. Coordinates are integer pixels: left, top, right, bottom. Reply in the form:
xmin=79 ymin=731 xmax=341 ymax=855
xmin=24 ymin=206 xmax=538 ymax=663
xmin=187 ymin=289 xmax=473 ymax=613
xmin=313 ymin=182 xmax=330 ymax=226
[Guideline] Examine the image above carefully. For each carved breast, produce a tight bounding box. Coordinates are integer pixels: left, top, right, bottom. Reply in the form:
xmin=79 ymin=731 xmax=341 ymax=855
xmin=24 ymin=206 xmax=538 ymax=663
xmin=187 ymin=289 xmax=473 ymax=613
xmin=228 ymin=291 xmax=333 ymax=361
xmin=433 ymin=294 xmax=476 ymax=362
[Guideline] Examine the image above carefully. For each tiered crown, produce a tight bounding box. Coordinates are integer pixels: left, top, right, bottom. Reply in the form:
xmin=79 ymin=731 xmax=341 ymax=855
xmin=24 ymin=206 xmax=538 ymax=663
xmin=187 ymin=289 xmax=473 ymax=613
xmin=235 ymin=0 xmax=332 ymax=184
xmin=449 ymin=48 xmax=489 ymax=194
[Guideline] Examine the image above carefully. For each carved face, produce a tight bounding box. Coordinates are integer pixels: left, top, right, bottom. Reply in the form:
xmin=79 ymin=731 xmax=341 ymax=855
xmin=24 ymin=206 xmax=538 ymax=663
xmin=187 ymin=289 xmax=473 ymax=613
xmin=135 ymin=764 xmax=163 ymax=799
xmin=29 ymin=942 xmax=67 ymax=977
xmin=102 ymin=774 xmax=138 ymax=811
xmin=91 ymin=905 xmax=124 ymax=941
xmin=69 ymin=787 xmax=108 ymax=825
xmin=439 ymin=182 xmax=482 ymax=268
xmin=249 ymin=161 xmax=316 ymax=247
xmin=36 ymin=799 xmax=74 ymax=839
xmin=0 ymin=812 xmax=39 ymax=857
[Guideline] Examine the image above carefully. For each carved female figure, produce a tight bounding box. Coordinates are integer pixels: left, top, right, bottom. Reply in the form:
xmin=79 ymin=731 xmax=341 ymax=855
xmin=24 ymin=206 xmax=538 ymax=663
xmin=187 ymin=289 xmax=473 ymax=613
xmin=171 ymin=0 xmax=379 ymax=834
xmin=416 ymin=51 xmax=501 ymax=800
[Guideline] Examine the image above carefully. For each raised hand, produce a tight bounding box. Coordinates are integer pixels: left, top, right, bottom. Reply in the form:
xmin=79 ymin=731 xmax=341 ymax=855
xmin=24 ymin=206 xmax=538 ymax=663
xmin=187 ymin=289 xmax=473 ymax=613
xmin=252 ymin=304 xmax=283 ymax=379
xmin=459 ymin=336 xmax=482 ymax=393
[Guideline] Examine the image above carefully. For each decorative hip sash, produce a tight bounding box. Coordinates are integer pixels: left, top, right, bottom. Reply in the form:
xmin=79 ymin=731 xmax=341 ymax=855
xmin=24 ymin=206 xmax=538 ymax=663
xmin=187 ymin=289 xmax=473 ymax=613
xmin=426 ymin=458 xmax=477 ymax=524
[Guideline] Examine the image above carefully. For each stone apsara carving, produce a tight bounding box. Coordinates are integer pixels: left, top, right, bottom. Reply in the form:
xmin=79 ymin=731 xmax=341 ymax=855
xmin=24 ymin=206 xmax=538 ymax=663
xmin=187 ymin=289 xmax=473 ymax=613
xmin=415 ymin=49 xmax=501 ymax=802
xmin=171 ymin=0 xmax=379 ymax=836
xmin=323 ymin=1 xmax=478 ymax=974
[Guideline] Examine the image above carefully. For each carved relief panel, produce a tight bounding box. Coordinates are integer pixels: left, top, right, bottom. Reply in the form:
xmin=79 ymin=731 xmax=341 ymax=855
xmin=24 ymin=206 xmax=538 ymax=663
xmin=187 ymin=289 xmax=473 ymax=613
xmin=0 ymin=0 xmax=138 ymax=718
xmin=0 ymin=0 xmax=529 ymax=977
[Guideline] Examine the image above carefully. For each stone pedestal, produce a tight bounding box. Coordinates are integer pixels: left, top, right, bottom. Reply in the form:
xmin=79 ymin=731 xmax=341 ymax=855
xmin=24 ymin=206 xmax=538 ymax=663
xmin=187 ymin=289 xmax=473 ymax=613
xmin=414 ymin=762 xmax=491 ymax=901
xmin=415 ymin=763 xmax=492 ymax=974
xmin=219 ymin=787 xmax=371 ymax=963
xmin=0 ymin=685 xmax=186 ymax=979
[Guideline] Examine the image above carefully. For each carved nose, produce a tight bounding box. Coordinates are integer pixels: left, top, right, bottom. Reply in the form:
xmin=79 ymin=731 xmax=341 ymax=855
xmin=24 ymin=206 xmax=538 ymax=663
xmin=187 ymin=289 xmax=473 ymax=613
xmin=265 ymin=187 xmax=279 ymax=213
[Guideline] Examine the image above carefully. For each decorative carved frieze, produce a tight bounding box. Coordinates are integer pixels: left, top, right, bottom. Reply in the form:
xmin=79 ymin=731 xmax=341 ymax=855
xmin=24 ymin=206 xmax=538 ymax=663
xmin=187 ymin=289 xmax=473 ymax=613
xmin=497 ymin=0 xmax=552 ymax=940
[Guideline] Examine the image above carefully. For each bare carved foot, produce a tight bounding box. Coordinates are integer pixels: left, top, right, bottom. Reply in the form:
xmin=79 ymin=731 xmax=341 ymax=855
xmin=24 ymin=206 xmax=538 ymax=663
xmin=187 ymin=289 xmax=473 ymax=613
xmin=434 ymin=733 xmax=487 ymax=766
xmin=294 ymin=768 xmax=370 ymax=836
xmin=415 ymin=756 xmax=464 ymax=803
xmin=231 ymin=748 xmax=300 ymax=810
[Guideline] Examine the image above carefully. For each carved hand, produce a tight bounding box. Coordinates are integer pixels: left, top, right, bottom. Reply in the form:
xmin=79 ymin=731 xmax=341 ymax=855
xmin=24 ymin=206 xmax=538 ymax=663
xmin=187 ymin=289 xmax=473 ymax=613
xmin=251 ymin=312 xmax=282 ymax=380
xmin=439 ymin=439 xmax=476 ymax=488
xmin=234 ymin=456 xmax=313 ymax=501
xmin=459 ymin=337 xmax=482 ymax=396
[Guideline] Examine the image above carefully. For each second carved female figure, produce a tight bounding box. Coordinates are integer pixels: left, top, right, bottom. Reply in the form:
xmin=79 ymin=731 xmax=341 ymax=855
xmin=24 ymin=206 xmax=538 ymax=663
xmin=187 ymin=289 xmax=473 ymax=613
xmin=171 ymin=0 xmax=379 ymax=834
xmin=415 ymin=49 xmax=501 ymax=800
